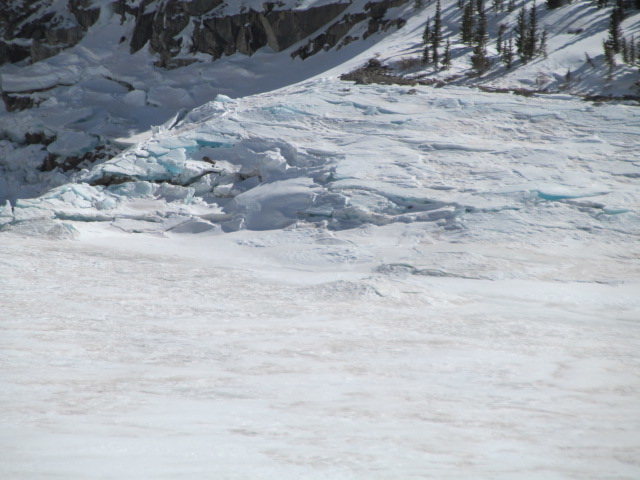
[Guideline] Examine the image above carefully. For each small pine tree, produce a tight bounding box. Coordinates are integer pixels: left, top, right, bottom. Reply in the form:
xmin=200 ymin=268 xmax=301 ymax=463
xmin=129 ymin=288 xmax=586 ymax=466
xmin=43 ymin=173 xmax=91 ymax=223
xmin=585 ymin=52 xmax=595 ymax=67
xmin=471 ymin=42 xmax=490 ymax=74
xmin=422 ymin=43 xmax=431 ymax=64
xmin=539 ymin=28 xmax=548 ymax=58
xmin=502 ymin=36 xmax=514 ymax=68
xmin=608 ymin=4 xmax=623 ymax=53
xmin=603 ymin=39 xmax=616 ymax=76
xmin=497 ymin=24 xmax=507 ymax=54
xmin=629 ymin=35 xmax=636 ymax=65
xmin=515 ymin=7 xmax=528 ymax=58
xmin=432 ymin=0 xmax=442 ymax=67
xmin=422 ymin=18 xmax=432 ymax=64
xmin=526 ymin=1 xmax=539 ymax=60
xmin=442 ymin=39 xmax=452 ymax=69
xmin=621 ymin=36 xmax=629 ymax=63
xmin=507 ymin=0 xmax=516 ymax=12
xmin=423 ymin=18 xmax=431 ymax=45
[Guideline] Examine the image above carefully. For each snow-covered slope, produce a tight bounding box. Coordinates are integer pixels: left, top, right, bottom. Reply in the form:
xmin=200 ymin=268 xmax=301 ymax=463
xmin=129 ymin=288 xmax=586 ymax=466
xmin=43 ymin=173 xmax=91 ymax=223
xmin=388 ymin=0 xmax=640 ymax=96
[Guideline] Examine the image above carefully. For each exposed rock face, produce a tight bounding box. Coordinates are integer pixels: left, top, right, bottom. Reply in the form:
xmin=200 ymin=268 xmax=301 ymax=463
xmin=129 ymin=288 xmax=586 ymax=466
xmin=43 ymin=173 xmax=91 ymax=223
xmin=0 ymin=0 xmax=101 ymax=65
xmin=292 ymin=0 xmax=408 ymax=59
xmin=1 ymin=0 xmax=409 ymax=67
xmin=187 ymin=3 xmax=350 ymax=60
xmin=139 ymin=0 xmax=408 ymax=66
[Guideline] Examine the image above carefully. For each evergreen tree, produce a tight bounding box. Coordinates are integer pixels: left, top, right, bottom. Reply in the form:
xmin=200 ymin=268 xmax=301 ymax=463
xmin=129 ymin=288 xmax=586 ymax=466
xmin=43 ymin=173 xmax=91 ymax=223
xmin=461 ymin=2 xmax=475 ymax=44
xmin=492 ymin=0 xmax=504 ymax=11
xmin=502 ymin=36 xmax=514 ymax=68
xmin=507 ymin=0 xmax=516 ymax=12
xmin=515 ymin=7 xmax=527 ymax=58
xmin=621 ymin=36 xmax=629 ymax=63
xmin=608 ymin=5 xmax=623 ymax=53
xmin=423 ymin=18 xmax=431 ymax=45
xmin=526 ymin=1 xmax=539 ymax=60
xmin=497 ymin=24 xmax=507 ymax=54
xmin=629 ymin=35 xmax=636 ymax=65
xmin=422 ymin=43 xmax=431 ymax=64
xmin=422 ymin=19 xmax=432 ymax=64
xmin=539 ymin=28 xmax=548 ymax=57
xmin=585 ymin=52 xmax=595 ymax=67
xmin=432 ymin=0 xmax=442 ymax=67
xmin=442 ymin=39 xmax=452 ymax=69
xmin=603 ymin=39 xmax=616 ymax=75
xmin=471 ymin=42 xmax=490 ymax=74
xmin=475 ymin=1 xmax=488 ymax=45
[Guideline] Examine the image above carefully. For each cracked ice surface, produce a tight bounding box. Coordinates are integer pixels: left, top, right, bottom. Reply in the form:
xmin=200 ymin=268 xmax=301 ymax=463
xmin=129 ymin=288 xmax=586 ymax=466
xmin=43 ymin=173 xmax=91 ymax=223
xmin=1 ymin=80 xmax=639 ymax=478
xmin=5 ymin=80 xmax=639 ymax=239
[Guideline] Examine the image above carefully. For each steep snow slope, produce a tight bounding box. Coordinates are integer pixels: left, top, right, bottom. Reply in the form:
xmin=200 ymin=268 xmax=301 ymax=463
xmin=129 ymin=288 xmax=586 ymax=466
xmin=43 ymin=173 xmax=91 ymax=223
xmin=1 ymin=77 xmax=639 ymax=478
xmin=389 ymin=0 xmax=640 ymax=96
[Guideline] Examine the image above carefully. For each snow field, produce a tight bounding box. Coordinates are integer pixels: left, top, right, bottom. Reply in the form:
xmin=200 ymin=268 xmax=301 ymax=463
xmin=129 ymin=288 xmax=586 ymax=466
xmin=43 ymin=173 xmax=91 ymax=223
xmin=1 ymin=227 xmax=639 ymax=479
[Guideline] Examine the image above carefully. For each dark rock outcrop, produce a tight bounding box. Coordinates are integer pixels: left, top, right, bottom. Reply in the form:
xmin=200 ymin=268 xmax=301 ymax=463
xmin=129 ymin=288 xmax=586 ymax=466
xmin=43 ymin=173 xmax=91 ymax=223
xmin=0 ymin=0 xmax=101 ymax=65
xmin=1 ymin=0 xmax=410 ymax=67
xmin=292 ymin=0 xmax=407 ymax=59
xmin=135 ymin=0 xmax=408 ymax=65
xmin=135 ymin=2 xmax=352 ymax=65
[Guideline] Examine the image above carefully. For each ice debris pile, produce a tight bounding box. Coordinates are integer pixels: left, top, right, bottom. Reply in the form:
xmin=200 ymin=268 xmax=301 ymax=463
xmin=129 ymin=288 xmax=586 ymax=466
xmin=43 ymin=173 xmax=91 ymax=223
xmin=2 ymin=80 xmax=639 ymax=239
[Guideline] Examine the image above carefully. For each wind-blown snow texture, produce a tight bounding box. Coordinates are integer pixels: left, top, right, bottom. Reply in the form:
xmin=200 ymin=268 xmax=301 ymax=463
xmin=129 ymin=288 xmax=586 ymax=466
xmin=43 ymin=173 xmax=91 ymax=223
xmin=1 ymin=77 xmax=639 ymax=478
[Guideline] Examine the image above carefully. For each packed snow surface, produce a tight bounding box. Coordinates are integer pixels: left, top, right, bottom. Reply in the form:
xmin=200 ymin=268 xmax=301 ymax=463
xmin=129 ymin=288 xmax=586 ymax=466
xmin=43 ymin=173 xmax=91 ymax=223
xmin=1 ymin=79 xmax=639 ymax=478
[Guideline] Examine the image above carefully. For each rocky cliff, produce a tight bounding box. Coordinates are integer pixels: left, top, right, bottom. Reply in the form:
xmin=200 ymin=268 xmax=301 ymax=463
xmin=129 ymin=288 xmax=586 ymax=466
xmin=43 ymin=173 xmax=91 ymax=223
xmin=0 ymin=0 xmax=408 ymax=67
